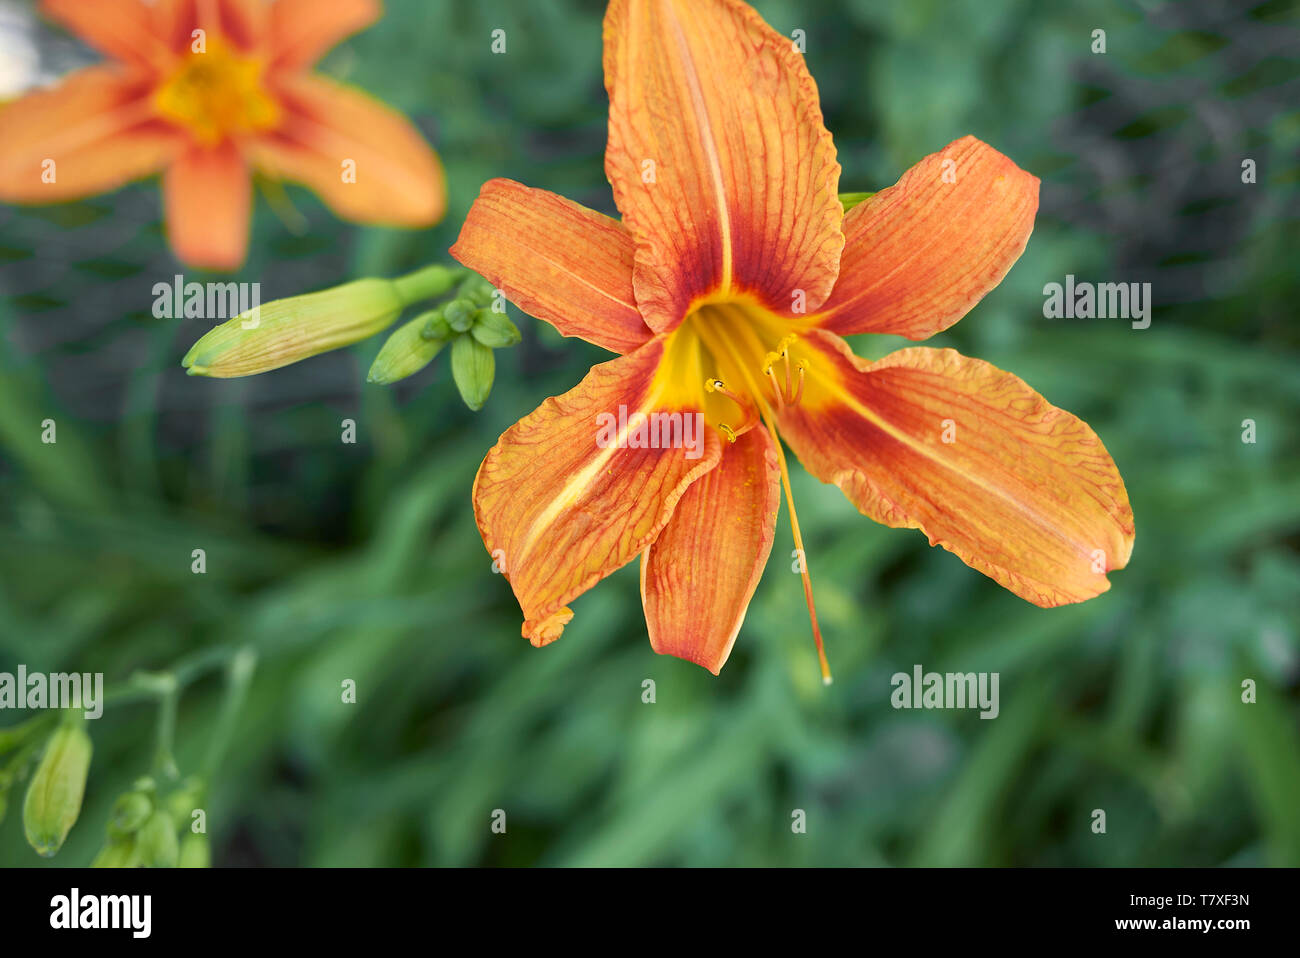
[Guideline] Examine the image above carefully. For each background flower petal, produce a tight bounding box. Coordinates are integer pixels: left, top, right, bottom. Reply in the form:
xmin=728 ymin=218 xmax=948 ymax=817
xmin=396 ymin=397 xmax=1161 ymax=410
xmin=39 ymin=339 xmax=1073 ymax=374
xmin=0 ymin=67 xmax=180 ymax=203
xmin=270 ymin=0 xmax=379 ymax=68
xmin=250 ymin=73 xmax=445 ymax=227
xmin=164 ymin=141 xmax=251 ymax=270
xmin=816 ymin=136 xmax=1039 ymax=340
xmin=474 ymin=338 xmax=721 ymax=645
xmin=451 ymin=179 xmax=650 ymax=355
xmin=641 ymin=427 xmax=779 ymax=674
xmin=215 ymin=0 xmax=271 ymax=52
xmin=40 ymin=0 xmax=170 ymax=68
xmin=603 ymin=0 xmax=843 ymax=331
xmin=779 ymin=332 xmax=1134 ymax=607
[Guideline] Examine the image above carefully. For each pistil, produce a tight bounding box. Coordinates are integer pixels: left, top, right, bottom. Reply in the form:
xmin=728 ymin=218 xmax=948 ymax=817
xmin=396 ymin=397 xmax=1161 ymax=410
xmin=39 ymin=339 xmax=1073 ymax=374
xmin=690 ymin=306 xmax=833 ymax=683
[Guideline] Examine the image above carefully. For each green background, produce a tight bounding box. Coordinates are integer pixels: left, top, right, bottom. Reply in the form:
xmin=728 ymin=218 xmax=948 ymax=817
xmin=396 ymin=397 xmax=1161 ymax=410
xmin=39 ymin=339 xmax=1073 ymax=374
xmin=1 ymin=0 xmax=1297 ymax=866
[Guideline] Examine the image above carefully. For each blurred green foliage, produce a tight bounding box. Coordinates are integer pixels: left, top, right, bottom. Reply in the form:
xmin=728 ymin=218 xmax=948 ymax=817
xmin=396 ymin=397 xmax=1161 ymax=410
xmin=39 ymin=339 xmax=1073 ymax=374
xmin=0 ymin=0 xmax=1297 ymax=866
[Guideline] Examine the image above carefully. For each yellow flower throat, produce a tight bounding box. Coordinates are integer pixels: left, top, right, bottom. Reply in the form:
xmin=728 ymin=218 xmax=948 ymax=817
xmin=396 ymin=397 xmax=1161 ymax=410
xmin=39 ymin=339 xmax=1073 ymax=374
xmin=657 ymin=301 xmax=837 ymax=437
xmin=154 ymin=40 xmax=280 ymax=145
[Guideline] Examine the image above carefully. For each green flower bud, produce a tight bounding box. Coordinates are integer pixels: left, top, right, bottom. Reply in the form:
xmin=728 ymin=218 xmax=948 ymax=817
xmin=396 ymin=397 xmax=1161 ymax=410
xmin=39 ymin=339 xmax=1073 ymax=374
xmin=444 ymin=298 xmax=478 ymax=333
xmin=470 ymin=311 xmax=521 ymax=349
xmin=178 ymin=832 xmax=211 ymax=868
xmin=23 ymin=720 xmax=92 ymax=857
xmin=368 ymin=312 xmax=449 ymax=385
xmin=838 ymin=191 xmax=876 ymax=213
xmin=165 ymin=777 xmax=205 ymax=824
xmin=135 ymin=810 xmax=179 ymax=868
xmin=421 ymin=309 xmax=452 ymax=341
xmin=108 ymin=790 xmax=154 ymax=838
xmin=458 ymin=275 xmax=494 ymax=308
xmin=450 ymin=334 xmax=495 ymax=411
xmin=91 ymin=836 xmax=141 ymax=868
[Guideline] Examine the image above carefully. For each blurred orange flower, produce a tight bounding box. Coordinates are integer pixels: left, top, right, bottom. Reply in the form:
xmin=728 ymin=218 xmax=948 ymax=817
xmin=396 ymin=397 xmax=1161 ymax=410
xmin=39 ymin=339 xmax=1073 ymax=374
xmin=0 ymin=0 xmax=445 ymax=270
xmin=452 ymin=0 xmax=1135 ymax=677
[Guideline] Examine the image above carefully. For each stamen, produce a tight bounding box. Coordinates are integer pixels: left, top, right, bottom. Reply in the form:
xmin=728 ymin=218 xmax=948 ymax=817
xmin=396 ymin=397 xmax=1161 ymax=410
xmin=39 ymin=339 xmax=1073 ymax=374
xmin=762 ymin=359 xmax=786 ymax=410
xmin=776 ymin=334 xmax=797 ymax=397
xmin=791 ymin=360 xmax=807 ymax=406
xmin=760 ymin=337 xmax=809 ymax=410
xmin=705 ymin=378 xmax=757 ymax=441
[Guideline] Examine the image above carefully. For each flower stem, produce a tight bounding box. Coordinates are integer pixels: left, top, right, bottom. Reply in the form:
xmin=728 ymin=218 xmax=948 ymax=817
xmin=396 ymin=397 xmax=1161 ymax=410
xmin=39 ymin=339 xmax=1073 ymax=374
xmin=392 ymin=265 xmax=466 ymax=307
xmin=200 ymin=648 xmax=257 ymax=783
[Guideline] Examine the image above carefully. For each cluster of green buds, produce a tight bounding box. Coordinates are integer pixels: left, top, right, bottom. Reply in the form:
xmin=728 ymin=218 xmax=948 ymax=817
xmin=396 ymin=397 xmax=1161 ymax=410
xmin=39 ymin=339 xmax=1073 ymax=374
xmin=92 ymin=775 xmax=208 ymax=868
xmin=368 ymin=274 xmax=519 ymax=409
xmin=182 ymin=265 xmax=520 ymax=410
xmin=0 ymin=712 xmax=93 ymax=858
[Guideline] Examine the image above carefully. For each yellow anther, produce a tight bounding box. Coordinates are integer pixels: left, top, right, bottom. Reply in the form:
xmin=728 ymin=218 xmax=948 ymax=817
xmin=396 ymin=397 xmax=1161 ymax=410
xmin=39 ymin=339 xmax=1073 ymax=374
xmin=718 ymin=423 xmax=738 ymax=443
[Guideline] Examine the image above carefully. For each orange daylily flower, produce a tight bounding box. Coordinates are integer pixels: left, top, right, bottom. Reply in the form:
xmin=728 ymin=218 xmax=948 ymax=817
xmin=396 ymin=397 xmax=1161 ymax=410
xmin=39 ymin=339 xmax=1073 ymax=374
xmin=0 ymin=0 xmax=445 ymax=270
xmin=452 ymin=0 xmax=1135 ymax=677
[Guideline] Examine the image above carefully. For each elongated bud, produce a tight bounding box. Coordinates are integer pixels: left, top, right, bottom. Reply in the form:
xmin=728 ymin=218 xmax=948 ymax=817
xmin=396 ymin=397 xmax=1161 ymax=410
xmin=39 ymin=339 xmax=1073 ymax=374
xmin=135 ymin=810 xmax=179 ymax=868
xmin=444 ymin=298 xmax=478 ymax=333
xmin=183 ymin=279 xmax=402 ymax=378
xmin=181 ymin=266 xmax=457 ymax=379
xmin=23 ymin=719 xmax=92 ymax=857
xmin=450 ymin=333 xmax=495 ymax=411
xmin=368 ymin=311 xmax=449 ymax=385
xmin=470 ymin=311 xmax=521 ymax=349
xmin=179 ymin=831 xmax=211 ymax=868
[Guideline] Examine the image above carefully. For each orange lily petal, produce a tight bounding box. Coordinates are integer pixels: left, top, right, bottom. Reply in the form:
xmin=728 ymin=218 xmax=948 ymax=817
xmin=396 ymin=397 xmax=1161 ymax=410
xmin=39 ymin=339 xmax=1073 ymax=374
xmin=474 ymin=338 xmax=721 ymax=645
xmin=249 ymin=73 xmax=444 ymax=227
xmin=151 ymin=0 xmax=268 ymax=51
xmin=780 ymin=331 xmax=1134 ymax=606
xmin=152 ymin=0 xmax=197 ymax=51
xmin=0 ymin=67 xmax=180 ymax=203
xmin=450 ymin=179 xmax=651 ymax=355
xmin=816 ymin=136 xmax=1039 ymax=340
xmin=164 ymin=141 xmax=251 ymax=270
xmin=641 ymin=427 xmax=779 ymax=674
xmin=270 ymin=0 xmax=380 ymax=69
xmin=213 ymin=0 xmax=270 ymax=51
xmin=40 ymin=0 xmax=170 ymax=68
xmin=603 ymin=0 xmax=843 ymax=331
